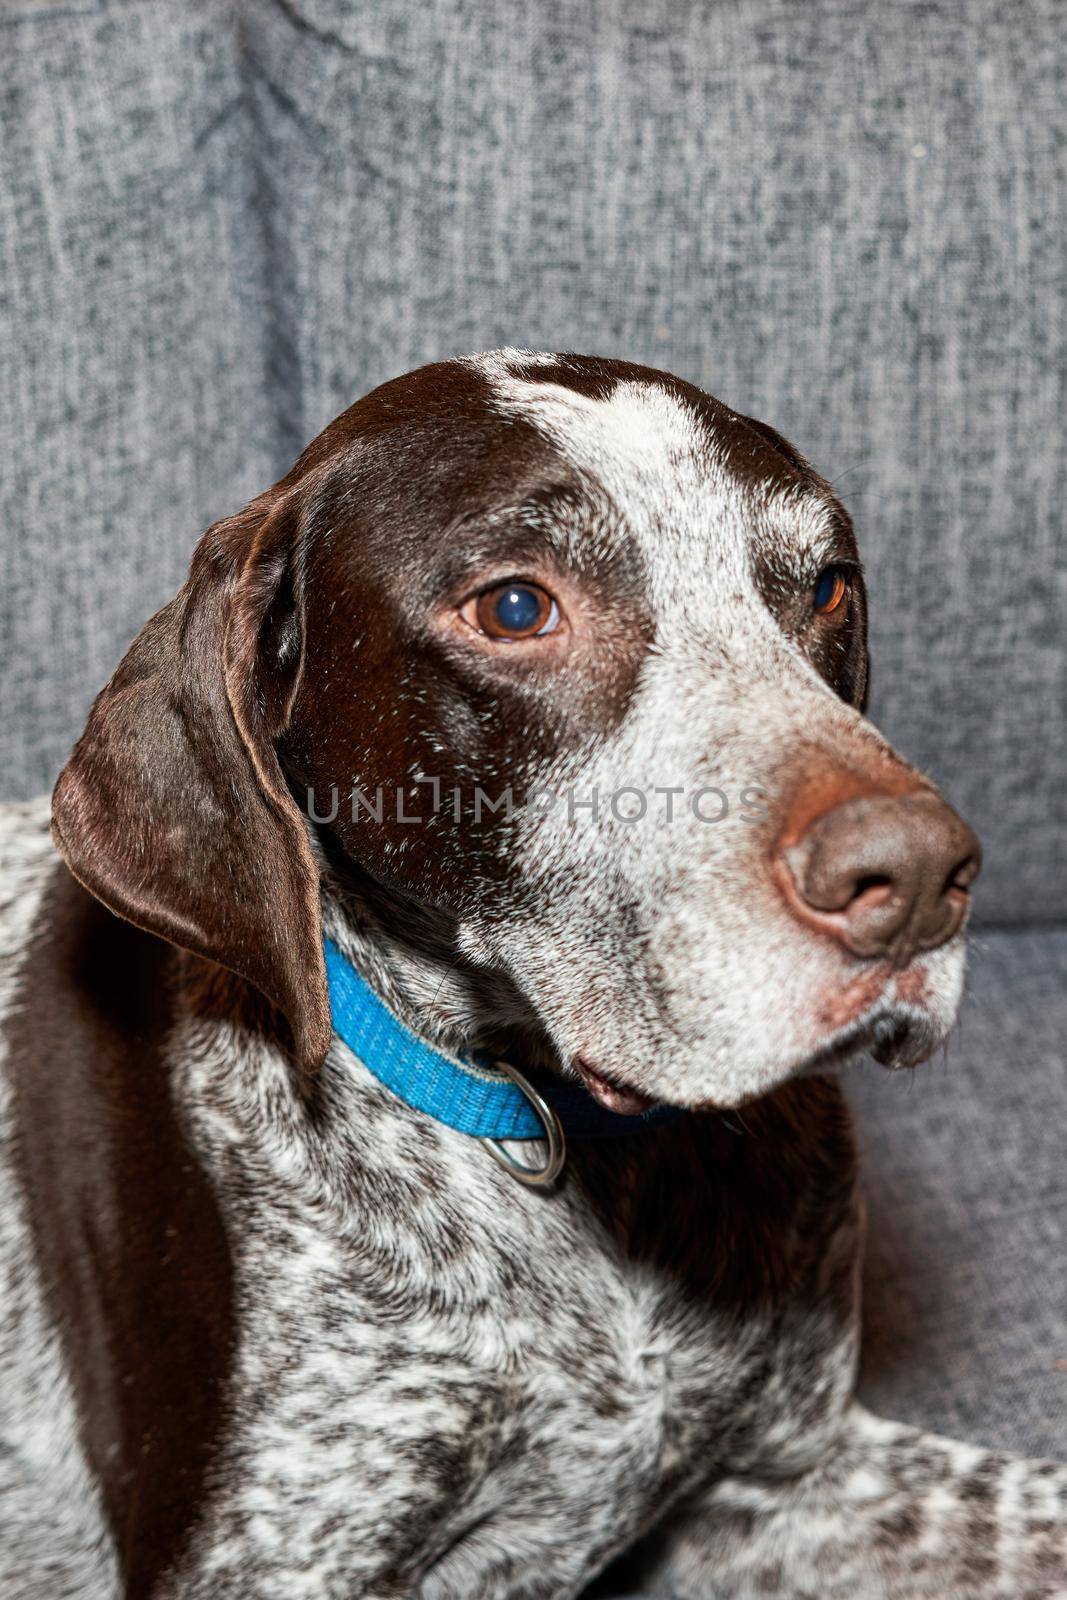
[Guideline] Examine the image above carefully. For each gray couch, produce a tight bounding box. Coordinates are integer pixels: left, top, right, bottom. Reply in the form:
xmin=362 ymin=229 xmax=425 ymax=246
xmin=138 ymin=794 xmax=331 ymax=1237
xmin=2 ymin=0 xmax=1063 ymax=1518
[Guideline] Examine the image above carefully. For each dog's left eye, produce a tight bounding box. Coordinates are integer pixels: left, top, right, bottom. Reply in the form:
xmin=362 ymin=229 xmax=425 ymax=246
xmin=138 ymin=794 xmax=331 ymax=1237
xmin=812 ymin=565 xmax=848 ymax=614
xmin=464 ymin=582 xmax=561 ymax=641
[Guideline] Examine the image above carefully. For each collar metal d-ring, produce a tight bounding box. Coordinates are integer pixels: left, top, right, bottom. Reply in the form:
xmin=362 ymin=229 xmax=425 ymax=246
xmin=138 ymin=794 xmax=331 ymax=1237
xmin=481 ymin=1060 xmax=566 ymax=1187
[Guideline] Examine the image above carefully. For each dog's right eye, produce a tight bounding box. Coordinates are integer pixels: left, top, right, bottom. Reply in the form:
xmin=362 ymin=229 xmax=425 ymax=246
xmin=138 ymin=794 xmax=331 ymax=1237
xmin=812 ymin=565 xmax=848 ymax=614
xmin=461 ymin=581 xmax=562 ymax=641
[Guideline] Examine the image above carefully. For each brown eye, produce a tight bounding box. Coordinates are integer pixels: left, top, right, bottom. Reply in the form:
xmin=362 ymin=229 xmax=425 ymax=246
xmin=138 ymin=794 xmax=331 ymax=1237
xmin=469 ymin=582 xmax=560 ymax=641
xmin=813 ymin=565 xmax=848 ymax=614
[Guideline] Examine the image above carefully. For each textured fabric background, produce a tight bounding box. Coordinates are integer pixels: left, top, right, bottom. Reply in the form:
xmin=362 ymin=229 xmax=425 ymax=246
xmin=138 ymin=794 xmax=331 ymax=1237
xmin=0 ymin=1 xmax=277 ymax=790
xmin=1 ymin=0 xmax=1065 ymax=920
xmin=0 ymin=0 xmax=1064 ymax=1533
xmin=851 ymin=928 xmax=1067 ymax=1460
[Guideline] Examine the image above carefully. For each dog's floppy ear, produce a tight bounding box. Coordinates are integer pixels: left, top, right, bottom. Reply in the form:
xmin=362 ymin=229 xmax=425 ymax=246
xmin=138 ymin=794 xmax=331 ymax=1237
xmin=51 ymin=490 xmax=331 ymax=1071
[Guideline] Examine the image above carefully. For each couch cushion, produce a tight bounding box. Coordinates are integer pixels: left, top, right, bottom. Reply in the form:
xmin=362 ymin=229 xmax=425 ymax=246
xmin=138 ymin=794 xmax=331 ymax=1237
xmin=0 ymin=0 xmax=277 ymax=798
xmin=852 ymin=926 xmax=1067 ymax=1459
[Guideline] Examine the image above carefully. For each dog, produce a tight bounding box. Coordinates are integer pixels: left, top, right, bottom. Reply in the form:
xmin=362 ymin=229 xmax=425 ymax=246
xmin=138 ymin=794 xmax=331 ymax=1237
xmin=1 ymin=350 xmax=1064 ymax=1599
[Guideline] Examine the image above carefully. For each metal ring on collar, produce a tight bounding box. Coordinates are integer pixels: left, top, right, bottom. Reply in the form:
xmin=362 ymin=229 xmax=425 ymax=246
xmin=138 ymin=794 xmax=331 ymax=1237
xmin=481 ymin=1060 xmax=566 ymax=1187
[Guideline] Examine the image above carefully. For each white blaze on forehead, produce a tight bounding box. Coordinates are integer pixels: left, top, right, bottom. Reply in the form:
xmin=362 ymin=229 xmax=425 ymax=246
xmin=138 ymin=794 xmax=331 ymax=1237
xmin=483 ymin=358 xmax=744 ymax=610
xmin=482 ymin=352 xmax=721 ymax=507
xmin=474 ymin=350 xmax=842 ymax=636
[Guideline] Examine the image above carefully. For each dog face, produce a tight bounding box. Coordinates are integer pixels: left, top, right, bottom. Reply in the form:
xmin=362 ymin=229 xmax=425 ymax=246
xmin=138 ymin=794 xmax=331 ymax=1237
xmin=52 ymin=352 xmax=979 ymax=1110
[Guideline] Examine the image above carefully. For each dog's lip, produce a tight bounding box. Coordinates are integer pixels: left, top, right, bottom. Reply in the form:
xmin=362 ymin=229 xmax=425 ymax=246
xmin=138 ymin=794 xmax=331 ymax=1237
xmin=867 ymin=1019 xmax=919 ymax=1066
xmin=572 ymin=1056 xmax=658 ymax=1116
xmin=795 ymin=1007 xmax=933 ymax=1078
xmin=797 ymin=957 xmax=945 ymax=1076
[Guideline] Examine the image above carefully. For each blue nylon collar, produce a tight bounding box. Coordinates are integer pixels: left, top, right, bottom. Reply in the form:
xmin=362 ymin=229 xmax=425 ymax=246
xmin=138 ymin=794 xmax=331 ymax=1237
xmin=324 ymin=937 xmax=681 ymax=1141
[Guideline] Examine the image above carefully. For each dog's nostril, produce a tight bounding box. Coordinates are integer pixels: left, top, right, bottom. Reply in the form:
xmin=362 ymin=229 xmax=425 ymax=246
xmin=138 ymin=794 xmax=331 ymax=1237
xmin=851 ymin=874 xmax=894 ymax=902
xmin=947 ymin=850 xmax=981 ymax=895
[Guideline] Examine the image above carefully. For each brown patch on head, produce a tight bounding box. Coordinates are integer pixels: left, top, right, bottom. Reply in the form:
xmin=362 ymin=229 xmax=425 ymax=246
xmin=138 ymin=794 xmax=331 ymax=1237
xmin=46 ymin=354 xmax=658 ymax=1063
xmin=276 ymin=358 xmax=653 ymax=913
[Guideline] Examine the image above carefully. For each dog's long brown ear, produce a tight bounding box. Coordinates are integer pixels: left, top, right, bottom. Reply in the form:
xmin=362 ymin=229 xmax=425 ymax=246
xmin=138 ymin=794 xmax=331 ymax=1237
xmin=51 ymin=491 xmax=331 ymax=1071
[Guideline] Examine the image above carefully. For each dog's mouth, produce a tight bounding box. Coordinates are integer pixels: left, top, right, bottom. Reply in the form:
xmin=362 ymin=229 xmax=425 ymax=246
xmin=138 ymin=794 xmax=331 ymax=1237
xmin=560 ymin=945 xmax=961 ymax=1114
xmin=572 ymin=1056 xmax=658 ymax=1116
xmin=795 ymin=1007 xmax=937 ymax=1080
xmin=788 ymin=951 xmax=959 ymax=1081
xmin=573 ymin=1008 xmax=936 ymax=1115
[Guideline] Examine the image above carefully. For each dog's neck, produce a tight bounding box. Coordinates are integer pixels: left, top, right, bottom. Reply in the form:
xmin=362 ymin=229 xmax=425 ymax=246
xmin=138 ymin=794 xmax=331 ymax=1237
xmin=315 ymin=835 xmax=558 ymax=1073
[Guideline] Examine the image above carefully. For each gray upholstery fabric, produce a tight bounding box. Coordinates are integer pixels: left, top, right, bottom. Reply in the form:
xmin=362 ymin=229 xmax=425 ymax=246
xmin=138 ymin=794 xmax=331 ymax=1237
xmin=1 ymin=0 xmax=1064 ymax=1518
xmin=0 ymin=1 xmax=277 ymax=789
xmin=853 ymin=927 xmax=1067 ymax=1460
xmin=0 ymin=0 xmax=1064 ymax=920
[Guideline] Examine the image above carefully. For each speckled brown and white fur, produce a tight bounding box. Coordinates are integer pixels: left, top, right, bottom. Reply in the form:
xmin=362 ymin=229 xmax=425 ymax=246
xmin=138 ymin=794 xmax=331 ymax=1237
xmin=1 ymin=354 xmax=1064 ymax=1599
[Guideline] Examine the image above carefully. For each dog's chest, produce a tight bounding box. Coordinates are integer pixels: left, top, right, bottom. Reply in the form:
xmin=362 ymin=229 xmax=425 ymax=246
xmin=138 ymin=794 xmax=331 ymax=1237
xmin=178 ymin=1063 xmax=860 ymax=1598
xmin=197 ymin=1180 xmax=684 ymax=1591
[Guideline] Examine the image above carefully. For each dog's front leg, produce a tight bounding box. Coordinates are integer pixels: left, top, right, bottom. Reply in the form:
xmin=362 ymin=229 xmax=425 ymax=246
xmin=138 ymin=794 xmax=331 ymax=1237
xmin=644 ymin=1403 xmax=1067 ymax=1600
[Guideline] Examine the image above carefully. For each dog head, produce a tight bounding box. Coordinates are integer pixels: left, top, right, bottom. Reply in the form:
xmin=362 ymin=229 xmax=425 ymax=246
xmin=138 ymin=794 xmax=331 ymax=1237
xmin=52 ymin=351 xmax=979 ymax=1109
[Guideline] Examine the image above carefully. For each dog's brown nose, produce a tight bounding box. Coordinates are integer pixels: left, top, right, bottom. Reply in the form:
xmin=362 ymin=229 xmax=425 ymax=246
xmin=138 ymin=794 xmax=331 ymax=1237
xmin=779 ymin=791 xmax=981 ymax=963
